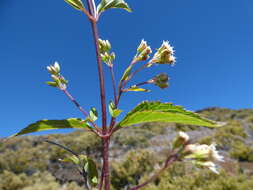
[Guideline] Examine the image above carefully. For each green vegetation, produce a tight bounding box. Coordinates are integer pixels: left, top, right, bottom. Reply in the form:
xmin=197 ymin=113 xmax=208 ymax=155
xmin=1 ymin=107 xmax=253 ymax=189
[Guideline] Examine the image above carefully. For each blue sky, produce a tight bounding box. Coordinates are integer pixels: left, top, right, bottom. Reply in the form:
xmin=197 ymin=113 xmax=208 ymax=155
xmin=1 ymin=0 xmax=253 ymax=137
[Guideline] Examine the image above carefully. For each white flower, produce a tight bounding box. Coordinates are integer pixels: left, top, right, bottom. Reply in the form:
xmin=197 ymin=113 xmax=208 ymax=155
xmin=178 ymin=131 xmax=190 ymax=142
xmin=172 ymin=131 xmax=190 ymax=149
xmin=185 ymin=143 xmax=224 ymax=162
xmin=137 ymin=39 xmax=148 ymax=53
xmin=210 ymin=144 xmax=224 ymax=162
xmin=197 ymin=161 xmax=220 ymax=174
xmin=151 ymin=41 xmax=176 ymax=65
xmin=54 ymin=62 xmax=60 ymax=73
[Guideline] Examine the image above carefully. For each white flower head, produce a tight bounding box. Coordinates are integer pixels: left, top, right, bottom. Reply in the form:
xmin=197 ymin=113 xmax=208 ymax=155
xmin=178 ymin=131 xmax=190 ymax=143
xmin=151 ymin=41 xmax=176 ymax=65
xmin=185 ymin=143 xmax=224 ymax=163
xmin=54 ymin=62 xmax=60 ymax=73
xmin=137 ymin=39 xmax=148 ymax=53
xmin=197 ymin=161 xmax=220 ymax=174
xmin=172 ymin=131 xmax=190 ymax=150
xmin=210 ymin=143 xmax=224 ymax=162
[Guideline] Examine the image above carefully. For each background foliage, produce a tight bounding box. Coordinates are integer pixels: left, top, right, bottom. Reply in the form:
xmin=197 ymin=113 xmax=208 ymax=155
xmin=1 ymin=107 xmax=253 ymax=190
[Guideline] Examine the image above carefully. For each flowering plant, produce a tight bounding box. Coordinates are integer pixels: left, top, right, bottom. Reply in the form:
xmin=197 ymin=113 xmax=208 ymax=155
xmin=10 ymin=0 xmax=224 ymax=189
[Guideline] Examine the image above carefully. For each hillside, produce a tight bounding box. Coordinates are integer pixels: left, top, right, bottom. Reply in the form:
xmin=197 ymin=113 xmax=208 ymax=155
xmin=1 ymin=107 xmax=253 ymax=190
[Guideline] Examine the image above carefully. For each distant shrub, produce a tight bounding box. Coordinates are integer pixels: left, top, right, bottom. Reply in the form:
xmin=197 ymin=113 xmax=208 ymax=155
xmin=111 ymin=150 xmax=157 ymax=189
xmin=230 ymin=141 xmax=253 ymax=162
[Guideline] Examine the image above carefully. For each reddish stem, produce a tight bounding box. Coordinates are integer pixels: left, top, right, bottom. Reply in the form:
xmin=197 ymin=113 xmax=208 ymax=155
xmin=86 ymin=1 xmax=110 ymax=190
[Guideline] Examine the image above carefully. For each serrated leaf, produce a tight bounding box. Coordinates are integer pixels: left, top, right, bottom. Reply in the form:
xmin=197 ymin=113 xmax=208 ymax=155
xmin=11 ymin=118 xmax=89 ymax=137
xmin=90 ymin=107 xmax=98 ymax=121
xmin=118 ymin=101 xmax=224 ymax=128
xmin=97 ymin=0 xmax=132 ymax=15
xmin=109 ymin=101 xmax=123 ymax=118
xmin=64 ymin=0 xmax=84 ymax=11
xmin=84 ymin=158 xmax=98 ymax=187
xmin=126 ymin=85 xmax=150 ymax=92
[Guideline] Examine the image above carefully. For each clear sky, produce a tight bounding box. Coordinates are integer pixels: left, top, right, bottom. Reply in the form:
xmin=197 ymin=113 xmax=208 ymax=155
xmin=1 ymin=0 xmax=253 ymax=137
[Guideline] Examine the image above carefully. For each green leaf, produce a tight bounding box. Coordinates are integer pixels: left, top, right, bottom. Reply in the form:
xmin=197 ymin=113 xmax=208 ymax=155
xmin=64 ymin=0 xmax=84 ymax=11
xmin=46 ymin=81 xmax=58 ymax=88
xmin=118 ymin=101 xmax=224 ymax=128
xmin=109 ymin=101 xmax=123 ymax=118
xmin=90 ymin=107 xmax=98 ymax=121
xmin=61 ymin=155 xmax=80 ymax=165
xmin=84 ymin=158 xmax=98 ymax=187
xmin=97 ymin=0 xmax=132 ymax=15
xmin=11 ymin=118 xmax=89 ymax=137
xmin=126 ymin=85 xmax=151 ymax=92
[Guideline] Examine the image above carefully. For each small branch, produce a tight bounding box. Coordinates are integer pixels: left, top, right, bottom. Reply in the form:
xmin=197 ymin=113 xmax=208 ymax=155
xmin=62 ymin=88 xmax=89 ymax=117
xmin=44 ymin=140 xmax=91 ymax=190
xmin=128 ymin=154 xmax=178 ymax=190
xmin=44 ymin=139 xmax=79 ymax=157
xmin=61 ymin=88 xmax=101 ymax=133
xmin=124 ymin=61 xmax=151 ymax=89
xmin=134 ymin=81 xmax=151 ymax=87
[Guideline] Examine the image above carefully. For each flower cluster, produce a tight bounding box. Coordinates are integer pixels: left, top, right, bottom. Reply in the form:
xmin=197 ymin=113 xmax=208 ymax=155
xmin=46 ymin=62 xmax=68 ymax=90
xmin=98 ymin=39 xmax=115 ymax=67
xmin=152 ymin=73 xmax=170 ymax=89
xmin=173 ymin=131 xmax=224 ymax=174
xmin=135 ymin=39 xmax=152 ymax=62
xmin=151 ymin=41 xmax=176 ymax=65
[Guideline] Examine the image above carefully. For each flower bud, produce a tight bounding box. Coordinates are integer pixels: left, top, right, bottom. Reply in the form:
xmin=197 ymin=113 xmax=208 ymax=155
xmin=136 ymin=46 xmax=152 ymax=61
xmin=172 ymin=131 xmax=190 ymax=150
xmin=153 ymin=73 xmax=169 ymax=89
xmin=134 ymin=39 xmax=152 ymax=62
xmin=99 ymin=39 xmax=111 ymax=53
xmin=54 ymin=62 xmax=60 ymax=73
xmin=151 ymin=41 xmax=176 ymax=65
xmin=47 ymin=62 xmax=60 ymax=75
xmin=137 ymin=39 xmax=148 ymax=53
xmin=110 ymin=52 xmax=116 ymax=61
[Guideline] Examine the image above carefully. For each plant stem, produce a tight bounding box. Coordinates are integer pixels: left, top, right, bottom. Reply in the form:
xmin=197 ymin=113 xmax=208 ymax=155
xmin=128 ymin=154 xmax=178 ymax=190
xmin=98 ymin=161 xmax=105 ymax=190
xmin=86 ymin=0 xmax=107 ymax=133
xmin=102 ymin=137 xmax=110 ymax=190
xmin=62 ymin=88 xmax=89 ymax=117
xmin=86 ymin=1 xmax=110 ymax=190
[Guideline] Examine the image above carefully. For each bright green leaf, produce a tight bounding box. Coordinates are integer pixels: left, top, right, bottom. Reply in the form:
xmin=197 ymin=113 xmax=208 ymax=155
xmin=97 ymin=0 xmax=132 ymax=15
xmin=109 ymin=101 xmax=123 ymax=118
xmin=61 ymin=155 xmax=80 ymax=165
xmin=10 ymin=118 xmax=89 ymax=137
xmin=46 ymin=81 xmax=58 ymax=88
xmin=118 ymin=101 xmax=224 ymax=128
xmin=64 ymin=0 xmax=84 ymax=11
xmin=84 ymin=158 xmax=98 ymax=187
xmin=126 ymin=85 xmax=150 ymax=92
xmin=90 ymin=107 xmax=98 ymax=121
